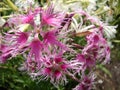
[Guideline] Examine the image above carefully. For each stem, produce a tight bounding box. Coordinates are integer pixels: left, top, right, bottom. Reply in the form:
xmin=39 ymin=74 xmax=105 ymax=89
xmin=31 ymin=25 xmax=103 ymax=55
xmin=0 ymin=66 xmax=8 ymax=69
xmin=72 ymin=43 xmax=84 ymax=49
xmin=0 ymin=8 xmax=11 ymax=12
xmin=2 ymin=15 xmax=12 ymax=19
xmin=6 ymin=0 xmax=18 ymax=11
xmin=66 ymin=72 xmax=80 ymax=83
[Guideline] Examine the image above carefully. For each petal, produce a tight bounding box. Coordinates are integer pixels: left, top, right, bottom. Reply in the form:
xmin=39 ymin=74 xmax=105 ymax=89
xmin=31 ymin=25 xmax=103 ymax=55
xmin=54 ymin=70 xmax=62 ymax=80
xmin=93 ymin=35 xmax=99 ymax=44
xmin=17 ymin=32 xmax=28 ymax=44
xmin=55 ymin=57 xmax=62 ymax=63
xmin=77 ymin=54 xmax=86 ymax=63
xmin=44 ymin=68 xmax=52 ymax=75
xmin=29 ymin=39 xmax=43 ymax=60
xmin=60 ymin=64 xmax=68 ymax=70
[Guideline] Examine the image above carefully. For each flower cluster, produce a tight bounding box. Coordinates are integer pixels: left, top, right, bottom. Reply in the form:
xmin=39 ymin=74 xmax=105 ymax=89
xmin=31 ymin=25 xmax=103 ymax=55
xmin=0 ymin=3 xmax=112 ymax=89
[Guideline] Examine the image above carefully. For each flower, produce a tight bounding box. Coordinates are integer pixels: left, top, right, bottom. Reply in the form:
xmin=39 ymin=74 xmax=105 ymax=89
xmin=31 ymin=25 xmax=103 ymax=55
xmin=82 ymin=29 xmax=110 ymax=64
xmin=21 ymin=14 xmax=34 ymax=24
xmin=0 ymin=3 xmax=113 ymax=89
xmin=41 ymin=5 xmax=64 ymax=27
xmin=73 ymin=75 xmax=94 ymax=90
xmin=0 ymin=31 xmax=29 ymax=63
xmin=76 ymin=54 xmax=95 ymax=69
xmin=43 ymin=30 xmax=66 ymax=50
xmin=30 ymin=54 xmax=69 ymax=86
xmin=29 ymin=37 xmax=43 ymax=61
xmin=7 ymin=14 xmax=34 ymax=26
xmin=7 ymin=8 xmax=40 ymax=27
xmin=0 ymin=45 xmax=12 ymax=63
xmin=16 ymin=32 xmax=29 ymax=44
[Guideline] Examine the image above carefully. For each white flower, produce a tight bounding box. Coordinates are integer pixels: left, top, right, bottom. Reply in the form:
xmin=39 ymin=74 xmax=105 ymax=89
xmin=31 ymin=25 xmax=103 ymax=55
xmin=103 ymin=25 xmax=117 ymax=39
xmin=15 ymin=0 xmax=35 ymax=10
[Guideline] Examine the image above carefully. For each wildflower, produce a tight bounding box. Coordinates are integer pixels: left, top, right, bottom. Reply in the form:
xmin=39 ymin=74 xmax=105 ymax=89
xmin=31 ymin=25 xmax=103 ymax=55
xmin=0 ymin=31 xmax=29 ymax=62
xmin=73 ymin=75 xmax=95 ymax=90
xmin=29 ymin=51 xmax=83 ymax=86
xmin=76 ymin=54 xmax=95 ymax=69
xmin=29 ymin=37 xmax=43 ymax=61
xmin=7 ymin=14 xmax=34 ymax=26
xmin=41 ymin=5 xmax=63 ymax=27
xmin=8 ymin=9 xmax=40 ymax=26
xmin=0 ymin=3 xmax=113 ymax=89
xmin=0 ymin=45 xmax=12 ymax=63
xmin=16 ymin=32 xmax=29 ymax=44
xmin=43 ymin=30 xmax=66 ymax=50
xmin=82 ymin=30 xmax=110 ymax=64
xmin=22 ymin=14 xmax=34 ymax=24
xmin=30 ymin=54 xmax=69 ymax=86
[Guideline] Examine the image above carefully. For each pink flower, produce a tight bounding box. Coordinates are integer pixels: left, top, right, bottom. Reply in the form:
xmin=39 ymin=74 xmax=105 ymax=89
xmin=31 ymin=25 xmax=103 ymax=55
xmin=7 ymin=8 xmax=40 ymax=26
xmin=76 ymin=53 xmax=95 ymax=70
xmin=73 ymin=75 xmax=95 ymax=90
xmin=29 ymin=38 xmax=43 ymax=61
xmin=7 ymin=15 xmax=23 ymax=26
xmin=76 ymin=29 xmax=110 ymax=69
xmin=8 ymin=14 xmax=34 ymax=26
xmin=26 ymin=37 xmax=43 ymax=72
xmin=22 ymin=14 xmax=34 ymax=24
xmin=41 ymin=5 xmax=63 ymax=27
xmin=29 ymin=53 xmax=76 ymax=86
xmin=0 ymin=32 xmax=29 ymax=63
xmin=28 ymin=52 xmax=84 ymax=86
xmin=0 ymin=45 xmax=12 ymax=63
xmin=16 ymin=32 xmax=29 ymax=44
xmin=43 ymin=30 xmax=66 ymax=49
xmin=42 ymin=56 xmax=68 ymax=85
xmin=1 ymin=4 xmax=111 ymax=88
xmin=8 ymin=32 xmax=29 ymax=53
xmin=82 ymin=30 xmax=110 ymax=64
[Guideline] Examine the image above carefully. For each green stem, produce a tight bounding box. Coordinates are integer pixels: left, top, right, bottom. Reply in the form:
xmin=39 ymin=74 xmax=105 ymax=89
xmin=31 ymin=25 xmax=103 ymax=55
xmin=0 ymin=8 xmax=11 ymax=12
xmin=6 ymin=0 xmax=18 ymax=11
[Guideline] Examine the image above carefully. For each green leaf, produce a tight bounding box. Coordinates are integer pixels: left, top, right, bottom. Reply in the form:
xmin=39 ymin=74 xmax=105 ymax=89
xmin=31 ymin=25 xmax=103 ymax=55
xmin=14 ymin=79 xmax=25 ymax=83
xmin=0 ymin=8 xmax=11 ymax=12
xmin=112 ymin=40 xmax=120 ymax=43
xmin=96 ymin=64 xmax=112 ymax=78
xmin=6 ymin=0 xmax=18 ymax=11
